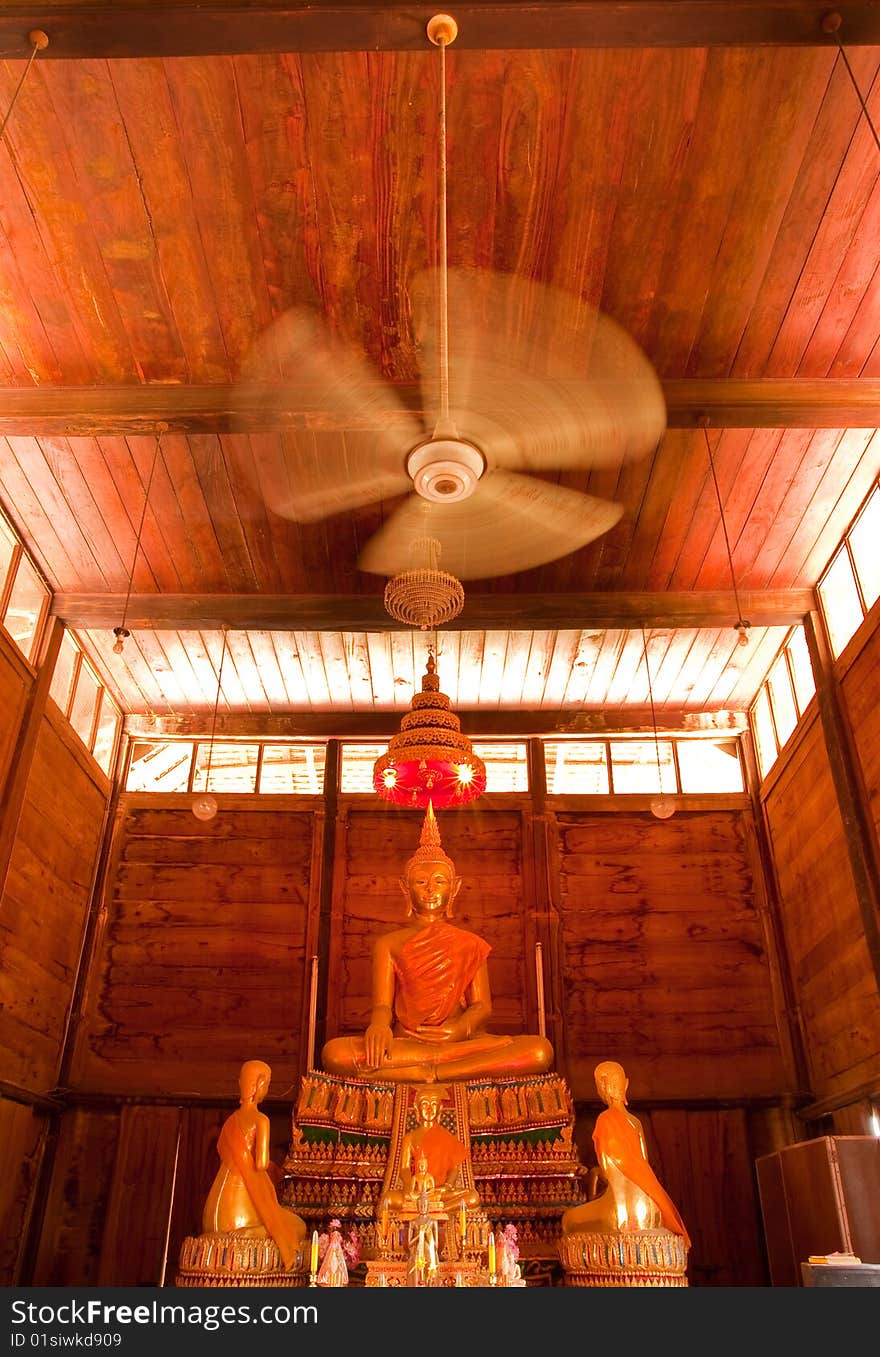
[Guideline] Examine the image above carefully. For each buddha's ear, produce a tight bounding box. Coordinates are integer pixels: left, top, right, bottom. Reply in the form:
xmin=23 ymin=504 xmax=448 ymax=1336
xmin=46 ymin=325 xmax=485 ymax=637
xmin=447 ymin=875 xmax=463 ymax=918
xmin=399 ymin=876 xmax=412 ymax=916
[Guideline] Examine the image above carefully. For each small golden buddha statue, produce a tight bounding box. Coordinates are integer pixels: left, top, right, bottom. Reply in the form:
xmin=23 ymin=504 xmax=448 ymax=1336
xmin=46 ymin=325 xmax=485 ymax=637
xmin=561 ymin=1060 xmax=690 ymax=1247
xmin=321 ymin=804 xmax=554 ymax=1083
xmin=381 ymin=1084 xmax=479 ymax=1214
xmin=202 ymin=1059 xmax=307 ymax=1269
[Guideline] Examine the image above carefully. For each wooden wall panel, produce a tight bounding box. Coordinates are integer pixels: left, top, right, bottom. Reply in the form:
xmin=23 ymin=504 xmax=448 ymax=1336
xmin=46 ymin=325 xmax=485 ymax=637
xmin=763 ymin=714 xmax=880 ymax=1102
xmin=32 ymin=1108 xmax=120 ymax=1286
xmin=73 ymin=798 xmax=321 ymax=1097
xmin=556 ymin=810 xmax=789 ymax=1101
xmin=0 ymin=1097 xmax=46 ymax=1284
xmin=0 ymin=634 xmax=29 ymax=797
xmin=97 ymin=1105 xmax=181 ymax=1286
xmin=0 ymin=709 xmax=108 ymax=1092
xmin=841 ymin=611 xmax=880 ymax=859
xmin=328 ymin=805 xmax=530 ymax=1041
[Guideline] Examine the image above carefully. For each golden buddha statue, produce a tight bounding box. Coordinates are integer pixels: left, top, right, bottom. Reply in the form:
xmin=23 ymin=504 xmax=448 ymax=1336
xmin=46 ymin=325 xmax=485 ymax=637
xmin=561 ymin=1060 xmax=690 ymax=1247
xmin=202 ymin=1059 xmax=307 ymax=1270
xmin=321 ymin=804 xmax=554 ymax=1083
xmin=381 ymin=1084 xmax=479 ymax=1213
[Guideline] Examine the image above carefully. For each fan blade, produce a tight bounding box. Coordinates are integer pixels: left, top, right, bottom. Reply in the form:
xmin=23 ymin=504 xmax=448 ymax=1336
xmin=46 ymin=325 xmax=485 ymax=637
xmin=413 ymin=268 xmax=665 ymax=471
xmin=232 ymin=308 xmax=418 ymax=521
xmin=358 ymin=470 xmax=623 ymax=579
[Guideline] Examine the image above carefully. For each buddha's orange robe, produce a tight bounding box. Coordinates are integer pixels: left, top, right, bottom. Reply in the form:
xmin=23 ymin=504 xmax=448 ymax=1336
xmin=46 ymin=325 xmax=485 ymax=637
xmin=393 ymin=922 xmax=491 ymax=1034
xmin=593 ymin=1106 xmax=691 ymax=1248
xmin=216 ymin=1115 xmax=303 ymax=1269
xmin=407 ymin=1123 xmax=468 ymax=1187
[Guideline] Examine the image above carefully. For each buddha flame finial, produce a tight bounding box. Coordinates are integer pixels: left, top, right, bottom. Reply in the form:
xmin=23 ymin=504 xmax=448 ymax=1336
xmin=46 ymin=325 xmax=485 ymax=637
xmin=404 ymin=800 xmax=455 ymax=873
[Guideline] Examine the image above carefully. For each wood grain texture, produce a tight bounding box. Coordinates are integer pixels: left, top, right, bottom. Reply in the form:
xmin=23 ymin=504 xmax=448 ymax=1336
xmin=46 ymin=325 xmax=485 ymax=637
xmin=0 ymin=1097 xmax=46 ymax=1284
xmin=0 ymin=635 xmax=29 ymax=802
xmin=0 ymin=708 xmax=108 ymax=1092
xmin=841 ymin=610 xmax=880 ymax=869
xmin=72 ymin=800 xmax=320 ymax=1096
xmin=32 ymin=1108 xmax=119 ymax=1286
xmin=763 ymin=713 xmax=880 ymax=1102
xmin=97 ymin=1104 xmax=180 ymax=1286
xmin=556 ymin=810 xmax=790 ymax=1100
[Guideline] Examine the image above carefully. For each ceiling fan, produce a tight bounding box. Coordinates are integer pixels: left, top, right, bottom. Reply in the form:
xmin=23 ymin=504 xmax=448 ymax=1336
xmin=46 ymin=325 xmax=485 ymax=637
xmin=233 ymin=14 xmax=666 ymax=581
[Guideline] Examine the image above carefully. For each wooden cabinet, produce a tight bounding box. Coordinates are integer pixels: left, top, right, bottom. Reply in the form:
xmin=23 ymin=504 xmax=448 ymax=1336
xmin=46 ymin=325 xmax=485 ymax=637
xmin=756 ymin=1136 xmax=880 ymax=1286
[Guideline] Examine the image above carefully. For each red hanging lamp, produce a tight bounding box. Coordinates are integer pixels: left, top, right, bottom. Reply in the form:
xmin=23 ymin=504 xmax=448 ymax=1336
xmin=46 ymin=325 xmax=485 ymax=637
xmin=372 ymin=652 xmax=486 ymax=808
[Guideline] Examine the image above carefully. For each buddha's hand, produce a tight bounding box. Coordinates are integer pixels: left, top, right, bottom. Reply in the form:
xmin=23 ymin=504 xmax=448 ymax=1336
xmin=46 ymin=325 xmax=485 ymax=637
xmin=364 ymin=1022 xmax=394 ymax=1069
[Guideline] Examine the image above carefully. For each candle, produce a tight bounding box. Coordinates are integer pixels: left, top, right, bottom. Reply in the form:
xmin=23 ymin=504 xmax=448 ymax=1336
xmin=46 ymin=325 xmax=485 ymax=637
xmin=459 ymin=1200 xmax=467 ymax=1240
xmin=488 ymin=1230 xmax=496 ymax=1275
xmin=310 ymin=1229 xmax=319 ymax=1274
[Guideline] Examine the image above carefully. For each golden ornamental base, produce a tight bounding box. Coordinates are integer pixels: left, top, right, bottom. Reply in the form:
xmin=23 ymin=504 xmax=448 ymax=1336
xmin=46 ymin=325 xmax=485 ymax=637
xmin=175 ymin=1232 xmax=306 ymax=1288
xmin=365 ymin=1259 xmax=504 ymax=1287
xmin=558 ymin=1228 xmax=688 ymax=1288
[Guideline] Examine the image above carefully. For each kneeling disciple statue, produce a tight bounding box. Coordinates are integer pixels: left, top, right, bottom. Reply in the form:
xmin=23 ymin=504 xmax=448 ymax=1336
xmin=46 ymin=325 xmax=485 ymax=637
xmin=177 ymin=1060 xmax=307 ymax=1286
xmin=322 ymin=804 xmax=554 ymax=1083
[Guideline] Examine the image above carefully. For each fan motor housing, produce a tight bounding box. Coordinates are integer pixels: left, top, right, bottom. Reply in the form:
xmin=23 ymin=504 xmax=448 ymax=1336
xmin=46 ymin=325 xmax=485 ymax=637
xmin=406 ymin=437 xmax=485 ymax=502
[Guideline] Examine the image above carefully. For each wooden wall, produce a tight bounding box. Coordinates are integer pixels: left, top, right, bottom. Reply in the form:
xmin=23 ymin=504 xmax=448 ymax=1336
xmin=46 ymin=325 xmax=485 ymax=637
xmin=762 ymin=711 xmax=880 ymax=1105
xmin=0 ymin=708 xmax=110 ymax=1090
xmin=70 ymin=795 xmax=323 ymax=1098
xmin=0 ymin=624 xmax=111 ymax=1285
xmin=555 ymin=808 xmax=794 ymax=1102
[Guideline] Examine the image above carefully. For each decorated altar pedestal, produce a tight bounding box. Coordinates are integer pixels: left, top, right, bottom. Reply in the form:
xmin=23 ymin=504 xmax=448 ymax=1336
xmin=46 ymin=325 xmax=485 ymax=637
xmin=282 ymin=1069 xmax=588 ymax=1284
xmin=175 ymin=1232 xmax=307 ymax=1287
xmin=558 ymin=1227 xmax=689 ymax=1287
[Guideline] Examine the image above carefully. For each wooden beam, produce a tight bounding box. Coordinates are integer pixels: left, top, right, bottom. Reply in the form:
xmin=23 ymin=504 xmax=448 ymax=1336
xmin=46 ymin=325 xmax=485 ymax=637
xmin=1 ymin=3 xmax=877 ymax=60
xmin=53 ymin=588 xmax=813 ymax=632
xmin=1 ymin=380 xmax=878 ymax=435
xmin=123 ymin=708 xmax=748 ymax=739
xmin=803 ymin=608 xmax=880 ymax=992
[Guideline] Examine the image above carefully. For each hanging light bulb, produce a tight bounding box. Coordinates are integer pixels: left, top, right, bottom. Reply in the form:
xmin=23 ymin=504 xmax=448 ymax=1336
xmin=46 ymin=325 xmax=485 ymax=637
xmin=734 ymin=620 xmax=751 ymax=648
xmin=112 ymin=626 xmax=130 ymax=656
xmin=192 ymin=627 xmax=229 ymax=823
xmin=650 ymin=794 xmax=676 ymax=820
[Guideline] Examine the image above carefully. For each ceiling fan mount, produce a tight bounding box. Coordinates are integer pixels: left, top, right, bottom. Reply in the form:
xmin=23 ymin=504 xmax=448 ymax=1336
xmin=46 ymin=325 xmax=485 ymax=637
xmin=405 ymin=436 xmax=486 ymax=503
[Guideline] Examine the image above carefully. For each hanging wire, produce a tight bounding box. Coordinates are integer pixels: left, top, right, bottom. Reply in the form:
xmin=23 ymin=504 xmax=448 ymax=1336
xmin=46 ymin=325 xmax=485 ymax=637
xmin=0 ymin=31 xmax=49 ymax=144
xmin=640 ymin=624 xmax=664 ymax=788
xmin=822 ymin=13 xmax=880 ymax=154
xmin=202 ymin=627 xmax=229 ymax=795
xmin=701 ymin=423 xmax=751 ymax=647
xmin=113 ymin=426 xmax=167 ymax=654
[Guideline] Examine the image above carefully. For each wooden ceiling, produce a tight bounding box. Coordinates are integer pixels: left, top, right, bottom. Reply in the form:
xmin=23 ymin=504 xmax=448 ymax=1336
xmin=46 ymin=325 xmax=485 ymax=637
xmin=0 ymin=4 xmax=878 ymax=718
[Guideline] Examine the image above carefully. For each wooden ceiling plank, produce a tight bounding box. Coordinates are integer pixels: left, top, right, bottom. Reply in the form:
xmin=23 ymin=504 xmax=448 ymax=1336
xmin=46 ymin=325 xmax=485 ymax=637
xmin=662 ymin=626 xmax=723 ymax=710
xmin=800 ymin=165 xmax=880 ymax=377
xmin=205 ymin=627 xmax=249 ymax=713
xmin=48 ymin=59 xmax=189 ymax=381
xmin=454 ymin=630 xmax=485 ymax=707
xmin=832 ymin=256 xmax=880 ymax=378
xmin=682 ymin=627 xmax=737 ymax=710
xmin=225 ymin=630 xmax=269 ymax=713
xmin=1 ymin=434 xmax=105 ymax=588
xmin=518 ymin=630 xmax=555 ymax=708
xmin=162 ymin=55 xmax=272 ymax=373
xmin=318 ymin=632 xmax=355 ymax=713
xmin=539 ymin=630 xmax=579 ymax=708
xmin=148 ymin=432 xmax=229 ymax=588
xmin=214 ymin=433 xmax=285 ymax=592
xmin=27 ymin=433 xmax=130 ymax=589
xmin=0 ymin=207 xmax=71 ymax=385
xmin=389 ymin=630 xmax=418 ymax=709
xmin=186 ymin=434 xmax=260 ymax=590
xmin=271 ymin=630 xmax=310 ymax=705
xmin=783 ymin=427 xmax=880 ymax=586
xmin=173 ymin=628 xmax=226 ymax=710
xmin=687 ymin=48 xmax=836 ymax=379
xmin=89 ymin=630 xmax=169 ymax=715
xmin=767 ymin=63 xmax=880 ymax=379
xmin=294 ymin=630 xmax=333 ymax=708
xmin=650 ymin=627 xmax=694 ymax=708
xmin=709 ymin=624 xmax=787 ymax=708
xmin=712 ymin=426 xmax=818 ymax=591
xmin=130 ymin=628 xmax=189 ymax=713
xmin=109 ymin=433 xmax=184 ymax=592
xmin=153 ymin=630 xmax=216 ymax=710
xmin=668 ymin=427 xmax=759 ymax=591
xmin=604 ymin=628 xmax=646 ymax=709
xmin=4 ymin=4 xmax=880 ymax=59
xmin=763 ymin=427 xmax=875 ymax=586
xmin=620 ymin=429 xmax=696 ymax=589
xmin=579 ymin=629 xmax=621 ymax=706
xmin=341 ymin=632 xmax=375 ymax=710
xmin=243 ymin=433 xmax=309 ymax=589
xmin=732 ymin=50 xmax=880 ymax=376
xmin=476 ymin=629 xmax=509 ymax=708
xmin=644 ymin=48 xmax=779 ymax=375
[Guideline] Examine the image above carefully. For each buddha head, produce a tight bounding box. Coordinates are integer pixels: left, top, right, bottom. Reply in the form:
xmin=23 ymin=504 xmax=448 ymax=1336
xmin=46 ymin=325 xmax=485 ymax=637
xmin=239 ymin=1058 xmax=272 ymax=1103
xmin=400 ymin=803 xmax=462 ymax=919
xmin=594 ymin=1060 xmax=628 ymax=1107
xmin=412 ymin=1083 xmax=447 ymax=1127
